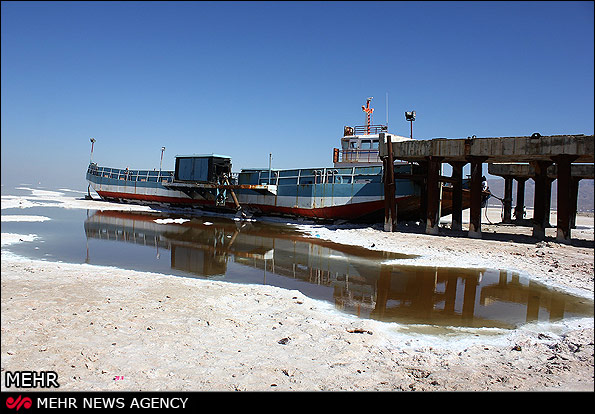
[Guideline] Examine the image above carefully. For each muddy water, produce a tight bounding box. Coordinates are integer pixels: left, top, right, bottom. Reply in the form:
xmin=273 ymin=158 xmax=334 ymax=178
xmin=3 ymin=207 xmax=593 ymax=331
xmin=82 ymin=210 xmax=593 ymax=330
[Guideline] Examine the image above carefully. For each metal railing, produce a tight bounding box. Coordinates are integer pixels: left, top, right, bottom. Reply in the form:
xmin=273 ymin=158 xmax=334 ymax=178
xmin=241 ymin=166 xmax=383 ymax=186
xmin=333 ymin=149 xmax=382 ymax=164
xmin=351 ymin=124 xmax=388 ymax=135
xmin=87 ymin=163 xmax=174 ymax=183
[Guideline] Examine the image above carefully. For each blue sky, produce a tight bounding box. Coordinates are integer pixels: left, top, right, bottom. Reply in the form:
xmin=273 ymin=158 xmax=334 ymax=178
xmin=2 ymin=1 xmax=593 ymax=189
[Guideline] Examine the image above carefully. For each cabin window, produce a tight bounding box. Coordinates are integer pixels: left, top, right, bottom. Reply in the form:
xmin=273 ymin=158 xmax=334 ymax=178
xmin=361 ymin=140 xmax=372 ymax=150
xmin=349 ymin=141 xmax=358 ymax=149
xmin=372 ymin=140 xmax=379 ymax=149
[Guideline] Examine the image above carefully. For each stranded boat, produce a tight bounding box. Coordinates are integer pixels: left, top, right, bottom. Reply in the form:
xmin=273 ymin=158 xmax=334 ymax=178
xmin=86 ymin=101 xmax=479 ymax=222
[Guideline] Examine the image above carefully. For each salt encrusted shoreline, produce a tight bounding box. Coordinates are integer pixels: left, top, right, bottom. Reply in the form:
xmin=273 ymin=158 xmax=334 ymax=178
xmin=1 ymin=192 xmax=593 ymax=391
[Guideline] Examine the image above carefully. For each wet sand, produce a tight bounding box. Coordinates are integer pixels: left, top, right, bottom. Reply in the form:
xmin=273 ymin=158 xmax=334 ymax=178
xmin=1 ymin=198 xmax=593 ymax=391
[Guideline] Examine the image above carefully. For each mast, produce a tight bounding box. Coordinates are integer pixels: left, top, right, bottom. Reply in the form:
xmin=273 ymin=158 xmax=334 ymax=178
xmin=362 ymin=97 xmax=374 ymax=135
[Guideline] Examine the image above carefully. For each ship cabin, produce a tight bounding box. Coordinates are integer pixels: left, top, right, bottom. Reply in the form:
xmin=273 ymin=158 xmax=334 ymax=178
xmin=333 ymin=124 xmax=412 ymax=167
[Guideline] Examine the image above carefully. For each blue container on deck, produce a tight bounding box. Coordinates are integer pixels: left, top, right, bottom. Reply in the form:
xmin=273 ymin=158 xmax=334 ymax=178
xmin=174 ymin=154 xmax=232 ymax=183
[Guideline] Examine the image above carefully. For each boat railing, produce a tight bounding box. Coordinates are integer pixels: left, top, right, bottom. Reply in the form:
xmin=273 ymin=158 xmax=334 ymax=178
xmin=333 ymin=148 xmax=382 ymax=164
xmin=351 ymin=124 xmax=388 ymax=135
xmin=241 ymin=166 xmax=384 ymax=186
xmin=87 ymin=164 xmax=174 ymax=183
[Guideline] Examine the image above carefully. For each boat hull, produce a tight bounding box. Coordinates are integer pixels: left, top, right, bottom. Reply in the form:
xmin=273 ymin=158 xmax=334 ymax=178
xmin=86 ymin=165 xmax=473 ymax=222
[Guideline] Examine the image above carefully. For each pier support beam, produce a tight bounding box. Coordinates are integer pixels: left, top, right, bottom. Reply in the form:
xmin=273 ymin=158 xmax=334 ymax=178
xmin=502 ymin=176 xmax=513 ymax=223
xmin=418 ymin=161 xmax=428 ymax=223
xmin=449 ymin=161 xmax=466 ymax=231
xmin=467 ymin=156 xmax=487 ymax=238
xmin=383 ymin=134 xmax=397 ymax=232
xmin=425 ymin=156 xmax=443 ymax=235
xmin=514 ymin=177 xmax=528 ymax=221
xmin=531 ymin=160 xmax=553 ymax=239
xmin=553 ymin=155 xmax=578 ymax=243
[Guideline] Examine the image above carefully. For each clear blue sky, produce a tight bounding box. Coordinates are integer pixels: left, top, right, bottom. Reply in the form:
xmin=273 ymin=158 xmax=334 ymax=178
xmin=2 ymin=1 xmax=593 ymax=189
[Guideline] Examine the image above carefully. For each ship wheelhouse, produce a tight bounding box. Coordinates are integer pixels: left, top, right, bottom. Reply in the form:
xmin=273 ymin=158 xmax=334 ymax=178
xmin=333 ymin=124 xmax=411 ymax=167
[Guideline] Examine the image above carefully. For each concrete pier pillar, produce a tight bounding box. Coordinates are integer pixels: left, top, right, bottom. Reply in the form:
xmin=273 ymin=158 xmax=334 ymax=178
xmin=514 ymin=177 xmax=528 ymax=221
xmin=383 ymin=134 xmax=397 ymax=232
xmin=467 ymin=157 xmax=487 ymax=238
xmin=425 ymin=156 xmax=443 ymax=234
xmin=415 ymin=160 xmax=428 ymax=223
xmin=449 ymin=161 xmax=466 ymax=231
xmin=531 ymin=160 xmax=553 ymax=239
xmin=503 ymin=176 xmax=513 ymax=223
xmin=553 ymin=155 xmax=578 ymax=242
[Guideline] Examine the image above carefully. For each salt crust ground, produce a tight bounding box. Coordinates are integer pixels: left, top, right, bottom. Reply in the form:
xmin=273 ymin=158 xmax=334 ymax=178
xmin=1 ymin=190 xmax=593 ymax=391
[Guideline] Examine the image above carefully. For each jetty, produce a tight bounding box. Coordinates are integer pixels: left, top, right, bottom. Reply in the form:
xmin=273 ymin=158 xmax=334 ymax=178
xmin=379 ymin=133 xmax=594 ymax=242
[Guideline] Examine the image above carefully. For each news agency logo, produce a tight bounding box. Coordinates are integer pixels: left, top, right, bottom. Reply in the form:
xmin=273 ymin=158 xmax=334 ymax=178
xmin=6 ymin=396 xmax=32 ymax=411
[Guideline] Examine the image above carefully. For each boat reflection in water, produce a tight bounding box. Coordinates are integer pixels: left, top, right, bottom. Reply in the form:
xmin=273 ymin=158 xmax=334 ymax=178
xmin=84 ymin=210 xmax=593 ymax=331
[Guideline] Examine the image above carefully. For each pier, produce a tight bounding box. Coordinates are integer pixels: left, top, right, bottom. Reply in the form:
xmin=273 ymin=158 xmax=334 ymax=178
xmin=488 ymin=163 xmax=594 ymax=230
xmin=379 ymin=133 xmax=594 ymax=242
